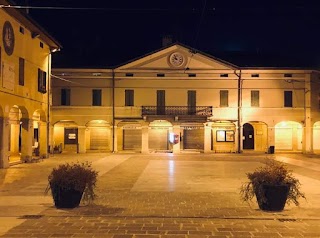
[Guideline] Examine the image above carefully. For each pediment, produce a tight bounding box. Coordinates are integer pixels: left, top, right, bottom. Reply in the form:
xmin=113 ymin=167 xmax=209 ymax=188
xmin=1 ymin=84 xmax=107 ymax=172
xmin=116 ymin=44 xmax=237 ymax=71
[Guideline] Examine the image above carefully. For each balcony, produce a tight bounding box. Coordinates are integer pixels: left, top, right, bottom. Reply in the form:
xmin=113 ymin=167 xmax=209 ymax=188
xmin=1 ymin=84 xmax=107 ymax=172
xmin=142 ymin=106 xmax=213 ymax=116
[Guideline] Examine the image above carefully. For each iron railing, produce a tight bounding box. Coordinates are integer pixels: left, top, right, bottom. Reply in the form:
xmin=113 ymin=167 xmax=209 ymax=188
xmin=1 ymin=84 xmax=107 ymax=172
xmin=142 ymin=106 xmax=212 ymax=116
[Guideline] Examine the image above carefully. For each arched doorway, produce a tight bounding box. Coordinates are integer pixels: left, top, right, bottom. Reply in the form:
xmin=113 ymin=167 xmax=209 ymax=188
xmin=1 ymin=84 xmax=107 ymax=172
xmin=117 ymin=121 xmax=142 ymax=151
xmin=86 ymin=120 xmax=110 ymax=151
xmin=149 ymin=120 xmax=172 ymax=152
xmin=275 ymin=121 xmax=302 ymax=151
xmin=243 ymin=123 xmax=254 ymax=149
xmin=53 ymin=120 xmax=79 ymax=153
xmin=313 ymin=121 xmax=320 ymax=152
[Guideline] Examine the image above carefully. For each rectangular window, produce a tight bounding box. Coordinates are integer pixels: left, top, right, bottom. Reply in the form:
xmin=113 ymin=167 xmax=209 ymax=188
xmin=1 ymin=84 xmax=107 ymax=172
xmin=125 ymin=89 xmax=134 ymax=106
xmin=157 ymin=90 xmax=165 ymax=115
xmin=251 ymin=90 xmax=259 ymax=107
xmin=92 ymin=89 xmax=102 ymax=106
xmin=284 ymin=91 xmax=293 ymax=107
xmin=19 ymin=58 xmax=25 ymax=86
xmin=61 ymin=88 xmax=71 ymax=106
xmin=216 ymin=130 xmax=234 ymax=142
xmin=251 ymin=74 xmax=259 ymax=77
xmin=19 ymin=26 xmax=24 ymax=34
xmin=188 ymin=90 xmax=196 ymax=115
xmin=220 ymin=74 xmax=228 ymax=77
xmin=220 ymin=90 xmax=228 ymax=107
xmin=38 ymin=69 xmax=47 ymax=93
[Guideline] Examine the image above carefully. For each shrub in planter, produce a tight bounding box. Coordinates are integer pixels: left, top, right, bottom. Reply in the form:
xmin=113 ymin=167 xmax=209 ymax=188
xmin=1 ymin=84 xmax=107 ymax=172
xmin=240 ymin=159 xmax=305 ymax=211
xmin=45 ymin=161 xmax=98 ymax=208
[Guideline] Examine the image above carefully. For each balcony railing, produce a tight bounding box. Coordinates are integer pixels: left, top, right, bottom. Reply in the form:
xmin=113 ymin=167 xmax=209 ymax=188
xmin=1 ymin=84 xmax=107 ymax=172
xmin=142 ymin=106 xmax=213 ymax=116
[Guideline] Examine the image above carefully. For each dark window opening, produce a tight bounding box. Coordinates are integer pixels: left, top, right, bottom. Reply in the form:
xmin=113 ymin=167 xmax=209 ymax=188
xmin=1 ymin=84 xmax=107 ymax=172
xmin=125 ymin=73 xmax=134 ymax=77
xmin=38 ymin=69 xmax=47 ymax=93
xmin=284 ymin=91 xmax=293 ymax=107
xmin=125 ymin=89 xmax=134 ymax=106
xmin=19 ymin=26 xmax=24 ymax=34
xmin=220 ymin=74 xmax=228 ymax=77
xmin=19 ymin=58 xmax=25 ymax=86
xmin=188 ymin=73 xmax=196 ymax=77
xmin=40 ymin=42 xmax=43 ymax=48
xmin=92 ymin=89 xmax=102 ymax=106
xmin=251 ymin=74 xmax=259 ymax=77
xmin=157 ymin=73 xmax=165 ymax=77
xmin=61 ymin=88 xmax=71 ymax=106
xmin=284 ymin=74 xmax=292 ymax=77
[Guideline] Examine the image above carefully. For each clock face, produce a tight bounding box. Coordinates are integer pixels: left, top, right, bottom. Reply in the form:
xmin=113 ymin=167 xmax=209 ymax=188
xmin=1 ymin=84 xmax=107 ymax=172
xmin=2 ymin=21 xmax=15 ymax=56
xmin=169 ymin=52 xmax=185 ymax=67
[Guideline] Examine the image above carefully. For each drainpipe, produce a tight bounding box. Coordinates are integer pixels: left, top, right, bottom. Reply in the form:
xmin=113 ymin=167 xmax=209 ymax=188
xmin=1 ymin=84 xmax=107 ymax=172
xmin=234 ymin=69 xmax=242 ymax=153
xmin=112 ymin=69 xmax=115 ymax=153
xmin=47 ymin=52 xmax=51 ymax=156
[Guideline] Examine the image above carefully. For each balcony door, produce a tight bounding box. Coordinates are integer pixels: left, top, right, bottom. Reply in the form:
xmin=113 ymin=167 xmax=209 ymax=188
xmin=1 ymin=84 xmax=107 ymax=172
xmin=157 ymin=90 xmax=165 ymax=115
xmin=188 ymin=90 xmax=196 ymax=115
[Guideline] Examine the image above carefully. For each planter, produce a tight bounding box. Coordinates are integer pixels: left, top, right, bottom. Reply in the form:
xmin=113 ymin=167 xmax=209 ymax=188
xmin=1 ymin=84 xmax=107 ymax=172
xmin=255 ymin=184 xmax=290 ymax=211
xmin=50 ymin=184 xmax=84 ymax=208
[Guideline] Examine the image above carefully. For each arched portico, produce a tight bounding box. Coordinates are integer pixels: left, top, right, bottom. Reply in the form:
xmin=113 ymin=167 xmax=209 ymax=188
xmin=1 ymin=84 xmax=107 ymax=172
xmin=275 ymin=121 xmax=302 ymax=152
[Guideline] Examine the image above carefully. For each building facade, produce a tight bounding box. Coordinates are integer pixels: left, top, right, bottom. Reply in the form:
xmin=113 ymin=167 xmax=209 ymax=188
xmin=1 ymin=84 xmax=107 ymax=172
xmin=51 ymin=44 xmax=320 ymax=155
xmin=0 ymin=1 xmax=61 ymax=168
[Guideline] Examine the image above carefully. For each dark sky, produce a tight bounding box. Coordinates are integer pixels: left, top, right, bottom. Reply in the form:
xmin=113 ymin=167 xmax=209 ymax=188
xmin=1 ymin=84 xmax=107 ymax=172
xmin=13 ymin=0 xmax=320 ymax=68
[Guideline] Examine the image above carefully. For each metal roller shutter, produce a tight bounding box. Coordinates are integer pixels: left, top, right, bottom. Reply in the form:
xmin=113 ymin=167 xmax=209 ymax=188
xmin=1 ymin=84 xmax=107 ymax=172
xmin=149 ymin=128 xmax=168 ymax=150
xmin=90 ymin=128 xmax=109 ymax=150
xmin=183 ymin=128 xmax=204 ymax=149
xmin=123 ymin=129 xmax=142 ymax=150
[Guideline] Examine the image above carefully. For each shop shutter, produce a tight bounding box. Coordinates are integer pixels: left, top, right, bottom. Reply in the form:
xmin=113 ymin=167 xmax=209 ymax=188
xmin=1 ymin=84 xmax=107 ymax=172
xmin=90 ymin=128 xmax=109 ymax=150
xmin=183 ymin=128 xmax=204 ymax=149
xmin=149 ymin=128 xmax=168 ymax=150
xmin=123 ymin=129 xmax=142 ymax=150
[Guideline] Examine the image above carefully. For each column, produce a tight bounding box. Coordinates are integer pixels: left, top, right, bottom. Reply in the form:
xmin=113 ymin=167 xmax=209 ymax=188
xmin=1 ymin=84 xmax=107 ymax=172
xmin=77 ymin=126 xmax=86 ymax=153
xmin=304 ymin=74 xmax=313 ymax=153
xmin=20 ymin=118 xmax=33 ymax=160
xmin=141 ymin=125 xmax=149 ymax=153
xmin=172 ymin=125 xmax=180 ymax=154
xmin=39 ymin=121 xmax=48 ymax=157
xmin=204 ymin=123 xmax=211 ymax=153
xmin=268 ymin=125 xmax=275 ymax=153
xmin=113 ymin=126 xmax=118 ymax=152
xmin=0 ymin=118 xmax=10 ymax=168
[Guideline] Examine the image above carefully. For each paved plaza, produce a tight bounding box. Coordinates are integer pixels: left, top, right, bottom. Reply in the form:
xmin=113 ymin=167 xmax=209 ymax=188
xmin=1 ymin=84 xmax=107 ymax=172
xmin=0 ymin=152 xmax=320 ymax=237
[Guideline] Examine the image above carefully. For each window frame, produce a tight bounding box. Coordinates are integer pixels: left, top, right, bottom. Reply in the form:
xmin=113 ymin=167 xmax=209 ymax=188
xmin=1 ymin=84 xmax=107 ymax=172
xmin=19 ymin=57 xmax=25 ymax=86
xmin=125 ymin=89 xmax=134 ymax=106
xmin=37 ymin=68 xmax=47 ymax=93
xmin=251 ymin=90 xmax=259 ymax=107
xmin=61 ymin=88 xmax=71 ymax=106
xmin=284 ymin=90 xmax=293 ymax=107
xmin=220 ymin=90 xmax=229 ymax=107
xmin=92 ymin=89 xmax=102 ymax=106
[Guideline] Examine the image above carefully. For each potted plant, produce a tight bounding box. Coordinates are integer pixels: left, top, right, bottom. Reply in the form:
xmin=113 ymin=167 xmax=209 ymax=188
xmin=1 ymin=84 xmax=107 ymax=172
xmin=45 ymin=161 xmax=98 ymax=208
xmin=240 ymin=159 xmax=305 ymax=211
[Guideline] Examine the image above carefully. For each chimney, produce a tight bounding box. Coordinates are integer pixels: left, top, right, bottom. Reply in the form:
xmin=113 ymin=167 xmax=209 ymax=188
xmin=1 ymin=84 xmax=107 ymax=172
xmin=162 ymin=35 xmax=173 ymax=47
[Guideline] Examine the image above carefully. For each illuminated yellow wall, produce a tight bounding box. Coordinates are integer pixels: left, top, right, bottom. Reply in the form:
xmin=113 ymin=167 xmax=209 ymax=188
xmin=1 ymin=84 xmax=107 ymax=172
xmin=0 ymin=9 xmax=51 ymax=114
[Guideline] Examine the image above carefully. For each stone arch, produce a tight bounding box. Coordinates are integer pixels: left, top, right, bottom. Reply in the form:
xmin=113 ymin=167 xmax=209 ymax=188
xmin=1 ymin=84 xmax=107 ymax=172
xmin=275 ymin=121 xmax=302 ymax=152
xmin=53 ymin=120 xmax=79 ymax=153
xmin=85 ymin=120 xmax=111 ymax=151
xmin=313 ymin=121 xmax=320 ymax=151
xmin=242 ymin=121 xmax=268 ymax=152
xmin=117 ymin=120 xmax=142 ymax=151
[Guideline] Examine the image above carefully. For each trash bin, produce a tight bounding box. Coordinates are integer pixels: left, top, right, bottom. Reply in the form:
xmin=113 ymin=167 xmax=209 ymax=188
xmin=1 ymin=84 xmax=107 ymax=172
xmin=269 ymin=146 xmax=275 ymax=154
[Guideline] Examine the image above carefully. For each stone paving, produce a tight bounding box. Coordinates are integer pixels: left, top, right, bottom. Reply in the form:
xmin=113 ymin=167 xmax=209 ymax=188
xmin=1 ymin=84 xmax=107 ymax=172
xmin=0 ymin=153 xmax=320 ymax=237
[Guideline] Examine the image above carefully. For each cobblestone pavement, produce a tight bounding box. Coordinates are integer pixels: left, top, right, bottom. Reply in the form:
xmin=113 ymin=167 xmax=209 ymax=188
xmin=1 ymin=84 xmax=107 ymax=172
xmin=0 ymin=153 xmax=320 ymax=237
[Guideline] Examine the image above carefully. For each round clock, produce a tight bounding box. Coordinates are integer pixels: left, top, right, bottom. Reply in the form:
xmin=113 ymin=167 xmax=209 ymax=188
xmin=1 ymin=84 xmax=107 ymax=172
xmin=2 ymin=21 xmax=15 ymax=56
xmin=169 ymin=52 xmax=185 ymax=67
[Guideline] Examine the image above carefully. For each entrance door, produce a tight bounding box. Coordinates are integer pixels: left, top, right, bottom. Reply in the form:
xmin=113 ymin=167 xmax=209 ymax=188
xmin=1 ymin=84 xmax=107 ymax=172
xmin=243 ymin=123 xmax=254 ymax=149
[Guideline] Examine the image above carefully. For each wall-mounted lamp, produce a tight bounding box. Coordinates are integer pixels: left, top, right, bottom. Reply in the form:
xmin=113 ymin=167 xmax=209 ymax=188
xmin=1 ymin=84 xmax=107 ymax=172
xmin=51 ymin=48 xmax=60 ymax=53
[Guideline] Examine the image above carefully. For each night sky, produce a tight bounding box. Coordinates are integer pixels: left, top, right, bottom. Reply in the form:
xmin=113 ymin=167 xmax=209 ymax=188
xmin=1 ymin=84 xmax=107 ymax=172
xmin=12 ymin=0 xmax=320 ymax=68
